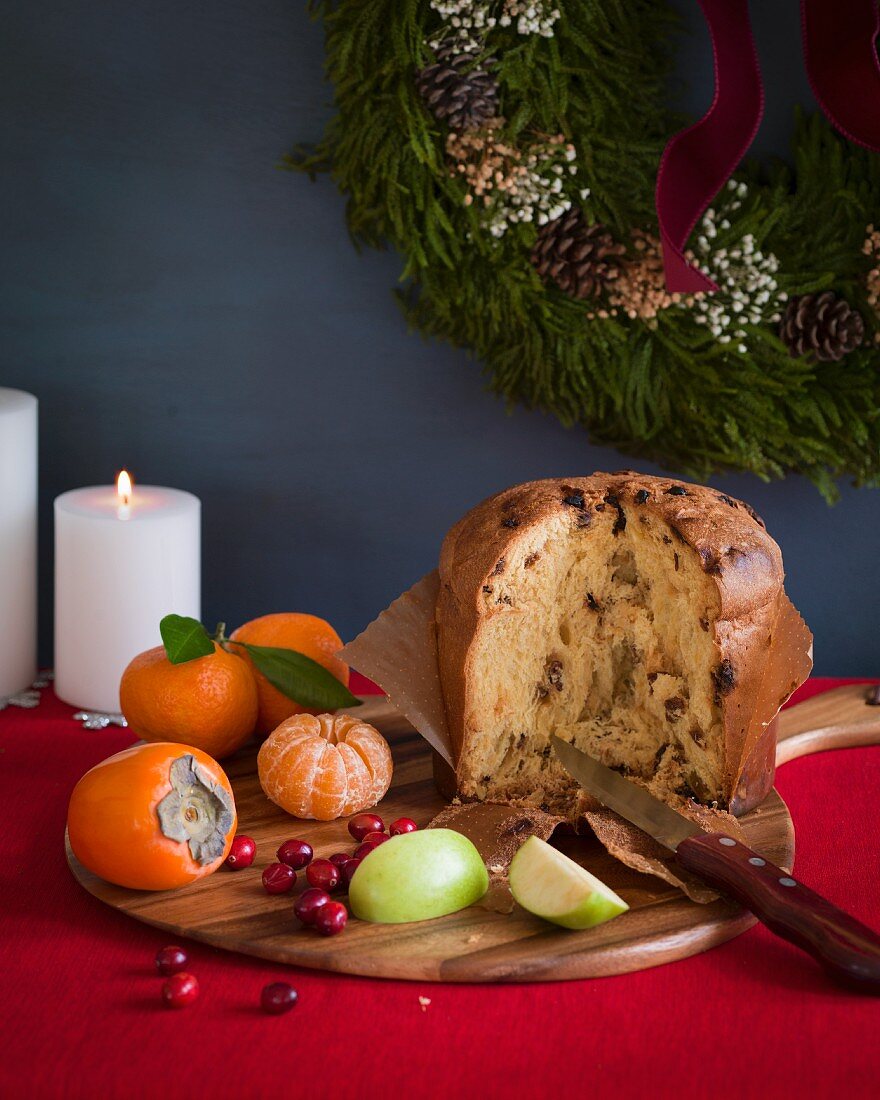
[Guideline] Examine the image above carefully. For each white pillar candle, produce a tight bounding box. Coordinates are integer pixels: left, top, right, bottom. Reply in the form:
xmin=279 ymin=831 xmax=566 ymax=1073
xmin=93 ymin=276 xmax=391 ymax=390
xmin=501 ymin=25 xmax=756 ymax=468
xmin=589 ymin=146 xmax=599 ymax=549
xmin=54 ymin=474 xmax=200 ymax=713
xmin=0 ymin=388 xmax=38 ymax=697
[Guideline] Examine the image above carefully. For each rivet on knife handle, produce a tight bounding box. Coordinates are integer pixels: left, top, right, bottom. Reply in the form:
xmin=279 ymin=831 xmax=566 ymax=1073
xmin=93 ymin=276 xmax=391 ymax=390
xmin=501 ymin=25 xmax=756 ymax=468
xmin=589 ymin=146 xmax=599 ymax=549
xmin=676 ymin=833 xmax=880 ymax=992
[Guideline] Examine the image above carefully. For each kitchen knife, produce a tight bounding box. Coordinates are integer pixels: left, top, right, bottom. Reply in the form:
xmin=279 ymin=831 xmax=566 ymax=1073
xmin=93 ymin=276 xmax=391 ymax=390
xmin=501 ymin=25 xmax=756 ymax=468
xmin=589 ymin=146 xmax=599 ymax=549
xmin=550 ymin=734 xmax=880 ymax=992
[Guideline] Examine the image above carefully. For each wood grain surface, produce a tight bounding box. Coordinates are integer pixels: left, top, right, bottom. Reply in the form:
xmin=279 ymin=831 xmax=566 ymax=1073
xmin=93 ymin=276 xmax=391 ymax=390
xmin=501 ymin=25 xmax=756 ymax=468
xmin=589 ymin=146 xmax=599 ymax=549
xmin=774 ymin=683 xmax=880 ymax=765
xmin=65 ymin=685 xmax=880 ymax=983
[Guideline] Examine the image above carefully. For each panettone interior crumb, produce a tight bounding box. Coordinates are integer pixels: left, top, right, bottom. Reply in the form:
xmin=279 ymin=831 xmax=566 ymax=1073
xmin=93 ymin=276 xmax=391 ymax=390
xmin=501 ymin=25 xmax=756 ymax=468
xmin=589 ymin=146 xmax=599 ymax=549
xmin=460 ymin=506 xmax=726 ymax=807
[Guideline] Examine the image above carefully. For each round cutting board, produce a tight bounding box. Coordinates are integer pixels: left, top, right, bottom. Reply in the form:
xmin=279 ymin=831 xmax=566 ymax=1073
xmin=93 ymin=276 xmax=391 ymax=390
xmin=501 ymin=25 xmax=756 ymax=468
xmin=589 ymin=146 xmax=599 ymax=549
xmin=67 ymin=687 xmax=880 ymax=982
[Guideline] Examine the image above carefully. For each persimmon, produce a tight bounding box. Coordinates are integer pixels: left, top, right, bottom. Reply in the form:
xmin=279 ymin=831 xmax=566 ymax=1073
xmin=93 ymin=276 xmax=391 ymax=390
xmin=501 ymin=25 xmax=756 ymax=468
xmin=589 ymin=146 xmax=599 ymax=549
xmin=258 ymin=713 xmax=392 ymax=822
xmin=67 ymin=742 xmax=236 ymax=890
xmin=119 ymin=642 xmax=258 ymax=759
xmin=230 ymin=613 xmax=349 ymax=735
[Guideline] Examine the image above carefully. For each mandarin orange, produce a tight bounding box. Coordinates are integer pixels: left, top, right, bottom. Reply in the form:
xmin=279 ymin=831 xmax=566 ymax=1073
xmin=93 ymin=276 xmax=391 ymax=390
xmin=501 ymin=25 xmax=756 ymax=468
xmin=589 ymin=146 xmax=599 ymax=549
xmin=257 ymin=713 xmax=393 ymax=821
xmin=119 ymin=642 xmax=258 ymax=759
xmin=230 ymin=613 xmax=350 ymax=735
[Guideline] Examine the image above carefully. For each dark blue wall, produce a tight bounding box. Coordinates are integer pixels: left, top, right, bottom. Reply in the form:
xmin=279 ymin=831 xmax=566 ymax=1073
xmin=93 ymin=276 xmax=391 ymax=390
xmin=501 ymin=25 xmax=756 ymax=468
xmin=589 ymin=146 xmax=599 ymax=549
xmin=1 ymin=2 xmax=877 ymax=674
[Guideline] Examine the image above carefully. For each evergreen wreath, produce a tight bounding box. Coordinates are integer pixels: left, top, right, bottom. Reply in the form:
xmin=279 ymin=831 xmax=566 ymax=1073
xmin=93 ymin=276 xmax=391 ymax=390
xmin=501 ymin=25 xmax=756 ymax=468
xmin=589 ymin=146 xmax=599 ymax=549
xmin=289 ymin=0 xmax=880 ymax=500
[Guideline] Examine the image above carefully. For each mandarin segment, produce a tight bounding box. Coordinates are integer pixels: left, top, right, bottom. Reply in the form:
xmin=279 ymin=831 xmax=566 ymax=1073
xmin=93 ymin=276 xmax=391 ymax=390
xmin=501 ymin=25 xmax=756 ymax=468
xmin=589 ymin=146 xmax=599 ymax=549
xmin=257 ymin=712 xmax=393 ymax=822
xmin=335 ymin=741 xmax=372 ymax=815
xmin=230 ymin=613 xmax=350 ymax=735
xmin=342 ymin=720 xmax=394 ymax=806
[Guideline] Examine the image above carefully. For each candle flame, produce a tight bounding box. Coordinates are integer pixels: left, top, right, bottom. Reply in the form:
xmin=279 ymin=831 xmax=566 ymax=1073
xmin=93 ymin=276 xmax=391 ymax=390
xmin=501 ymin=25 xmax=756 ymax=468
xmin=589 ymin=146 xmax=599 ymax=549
xmin=116 ymin=469 xmax=133 ymax=506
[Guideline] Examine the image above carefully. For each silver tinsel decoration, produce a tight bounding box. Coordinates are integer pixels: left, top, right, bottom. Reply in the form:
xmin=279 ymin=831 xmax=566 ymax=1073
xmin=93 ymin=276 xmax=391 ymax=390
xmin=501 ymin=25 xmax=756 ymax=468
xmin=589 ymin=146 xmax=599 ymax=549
xmin=73 ymin=710 xmax=128 ymax=731
xmin=0 ymin=667 xmax=128 ymax=729
xmin=0 ymin=669 xmax=53 ymax=712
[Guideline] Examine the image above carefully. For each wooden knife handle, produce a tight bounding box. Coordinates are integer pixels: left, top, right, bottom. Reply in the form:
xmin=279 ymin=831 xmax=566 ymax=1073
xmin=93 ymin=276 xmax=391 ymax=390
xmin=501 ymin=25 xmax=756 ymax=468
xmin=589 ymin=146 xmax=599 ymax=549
xmin=677 ymin=832 xmax=880 ymax=992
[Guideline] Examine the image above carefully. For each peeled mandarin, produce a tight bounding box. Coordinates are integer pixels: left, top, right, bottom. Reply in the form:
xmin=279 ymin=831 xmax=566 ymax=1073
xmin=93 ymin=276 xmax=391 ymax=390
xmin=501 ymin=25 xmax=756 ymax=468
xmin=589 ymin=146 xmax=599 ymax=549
xmin=257 ymin=713 xmax=392 ymax=822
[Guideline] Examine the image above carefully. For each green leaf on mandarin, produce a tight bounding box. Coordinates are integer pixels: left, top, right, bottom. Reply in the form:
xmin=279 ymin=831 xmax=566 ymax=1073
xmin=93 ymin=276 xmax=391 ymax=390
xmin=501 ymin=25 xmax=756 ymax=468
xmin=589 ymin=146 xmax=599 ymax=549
xmin=159 ymin=614 xmax=215 ymax=665
xmin=243 ymin=643 xmax=361 ymax=711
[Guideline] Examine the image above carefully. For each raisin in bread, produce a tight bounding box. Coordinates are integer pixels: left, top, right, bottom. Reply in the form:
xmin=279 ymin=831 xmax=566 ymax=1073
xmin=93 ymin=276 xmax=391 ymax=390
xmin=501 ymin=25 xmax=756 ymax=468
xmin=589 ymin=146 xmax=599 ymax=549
xmin=435 ymin=473 xmax=812 ymax=816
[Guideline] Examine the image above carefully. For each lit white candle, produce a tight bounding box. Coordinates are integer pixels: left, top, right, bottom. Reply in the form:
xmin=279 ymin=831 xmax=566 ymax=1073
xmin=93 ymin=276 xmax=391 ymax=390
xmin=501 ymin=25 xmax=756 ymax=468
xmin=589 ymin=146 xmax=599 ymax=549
xmin=54 ymin=472 xmax=200 ymax=712
xmin=0 ymin=388 xmax=38 ymax=697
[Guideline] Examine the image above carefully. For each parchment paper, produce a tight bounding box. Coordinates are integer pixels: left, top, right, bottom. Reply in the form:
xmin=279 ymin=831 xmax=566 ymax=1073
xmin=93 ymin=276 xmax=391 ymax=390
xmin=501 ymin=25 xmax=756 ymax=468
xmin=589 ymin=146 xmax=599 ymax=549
xmin=340 ymin=572 xmax=452 ymax=765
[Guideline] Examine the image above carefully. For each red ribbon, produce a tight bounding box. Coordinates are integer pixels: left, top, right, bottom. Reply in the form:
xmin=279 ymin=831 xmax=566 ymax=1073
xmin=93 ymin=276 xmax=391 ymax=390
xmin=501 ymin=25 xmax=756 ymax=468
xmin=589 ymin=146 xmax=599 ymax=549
xmin=658 ymin=0 xmax=880 ymax=294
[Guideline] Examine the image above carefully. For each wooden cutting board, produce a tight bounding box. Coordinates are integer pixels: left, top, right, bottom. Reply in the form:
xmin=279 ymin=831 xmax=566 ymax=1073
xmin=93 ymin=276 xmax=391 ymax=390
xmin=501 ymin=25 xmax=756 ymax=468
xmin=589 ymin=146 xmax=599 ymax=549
xmin=66 ymin=684 xmax=880 ymax=983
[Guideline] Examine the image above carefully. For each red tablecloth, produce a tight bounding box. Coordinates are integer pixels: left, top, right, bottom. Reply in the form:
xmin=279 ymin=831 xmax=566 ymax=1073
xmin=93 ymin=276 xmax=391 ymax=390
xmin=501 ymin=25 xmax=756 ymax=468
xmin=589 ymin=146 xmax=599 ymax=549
xmin=2 ymin=676 xmax=879 ymax=1100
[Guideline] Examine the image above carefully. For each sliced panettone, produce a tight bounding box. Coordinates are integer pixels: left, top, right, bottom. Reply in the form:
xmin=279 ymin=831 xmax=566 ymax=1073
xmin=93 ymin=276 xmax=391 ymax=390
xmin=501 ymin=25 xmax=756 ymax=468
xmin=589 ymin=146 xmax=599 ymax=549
xmin=435 ymin=473 xmax=812 ymax=816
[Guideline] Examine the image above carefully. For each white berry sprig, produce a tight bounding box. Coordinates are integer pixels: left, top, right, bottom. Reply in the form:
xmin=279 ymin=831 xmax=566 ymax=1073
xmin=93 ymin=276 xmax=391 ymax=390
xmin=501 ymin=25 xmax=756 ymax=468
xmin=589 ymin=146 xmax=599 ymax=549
xmin=429 ymin=1 xmax=496 ymax=55
xmin=862 ymin=224 xmax=880 ymax=345
xmin=447 ymin=124 xmax=584 ymax=238
xmin=499 ymin=1 xmax=561 ymax=37
xmin=430 ymin=0 xmax=560 ymax=47
xmin=691 ymin=180 xmax=786 ymax=352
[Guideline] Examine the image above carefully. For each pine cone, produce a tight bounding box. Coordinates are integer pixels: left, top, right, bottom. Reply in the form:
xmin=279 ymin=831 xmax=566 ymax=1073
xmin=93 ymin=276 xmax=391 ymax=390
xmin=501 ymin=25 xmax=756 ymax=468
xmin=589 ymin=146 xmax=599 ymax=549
xmin=416 ymin=48 xmax=498 ymax=133
xmin=531 ymin=210 xmax=626 ymax=300
xmin=779 ymin=291 xmax=865 ymax=362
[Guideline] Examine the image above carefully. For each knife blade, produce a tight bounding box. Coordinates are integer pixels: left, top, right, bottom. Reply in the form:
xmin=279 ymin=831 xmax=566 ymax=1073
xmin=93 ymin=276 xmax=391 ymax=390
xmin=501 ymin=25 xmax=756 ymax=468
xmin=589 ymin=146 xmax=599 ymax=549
xmin=550 ymin=733 xmax=880 ymax=992
xmin=550 ymin=735 xmax=700 ymax=852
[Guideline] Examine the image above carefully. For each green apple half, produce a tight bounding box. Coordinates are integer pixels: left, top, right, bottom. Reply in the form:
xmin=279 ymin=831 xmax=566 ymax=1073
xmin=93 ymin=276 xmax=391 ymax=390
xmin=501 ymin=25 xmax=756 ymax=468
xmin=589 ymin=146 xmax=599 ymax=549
xmin=508 ymin=835 xmax=629 ymax=930
xmin=348 ymin=829 xmax=489 ymax=923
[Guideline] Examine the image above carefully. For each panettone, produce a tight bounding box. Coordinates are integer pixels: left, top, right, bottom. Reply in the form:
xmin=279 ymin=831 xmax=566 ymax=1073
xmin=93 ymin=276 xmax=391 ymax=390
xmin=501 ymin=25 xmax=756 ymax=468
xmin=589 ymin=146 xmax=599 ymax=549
xmin=435 ymin=473 xmax=812 ymax=816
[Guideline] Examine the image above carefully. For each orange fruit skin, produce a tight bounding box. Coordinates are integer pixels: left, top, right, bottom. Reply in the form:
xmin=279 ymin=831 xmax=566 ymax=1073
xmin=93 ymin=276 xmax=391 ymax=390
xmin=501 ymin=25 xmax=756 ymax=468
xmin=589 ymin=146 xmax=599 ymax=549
xmin=258 ymin=713 xmax=393 ymax=822
xmin=230 ymin=613 xmax=350 ymax=736
xmin=67 ymin=742 xmax=236 ymax=890
xmin=119 ymin=643 xmax=258 ymax=759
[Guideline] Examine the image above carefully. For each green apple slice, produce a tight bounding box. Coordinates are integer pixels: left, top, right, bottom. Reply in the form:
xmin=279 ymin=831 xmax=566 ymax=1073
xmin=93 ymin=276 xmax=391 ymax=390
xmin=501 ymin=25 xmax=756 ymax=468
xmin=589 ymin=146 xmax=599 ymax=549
xmin=508 ymin=835 xmax=629 ymax=930
xmin=348 ymin=829 xmax=489 ymax=924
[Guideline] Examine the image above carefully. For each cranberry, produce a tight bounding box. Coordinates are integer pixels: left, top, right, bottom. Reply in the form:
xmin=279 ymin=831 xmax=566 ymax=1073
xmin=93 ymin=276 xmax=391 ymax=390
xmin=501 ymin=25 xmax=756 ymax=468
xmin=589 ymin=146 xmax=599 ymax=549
xmin=314 ymin=901 xmax=348 ymax=936
xmin=224 ymin=835 xmax=256 ymax=870
xmin=329 ymin=852 xmax=352 ymax=869
xmin=261 ymin=981 xmax=298 ymax=1015
xmin=353 ymin=842 xmax=379 ymax=861
xmin=348 ymin=813 xmax=384 ymax=842
xmin=389 ymin=817 xmax=418 ymax=836
xmin=362 ymin=831 xmax=389 ymax=846
xmin=341 ymin=857 xmax=361 ymax=887
xmin=277 ymin=839 xmax=313 ymax=870
xmin=162 ymin=972 xmax=199 ymax=1008
xmin=294 ymin=888 xmax=331 ymax=926
xmin=262 ymin=863 xmax=297 ymax=894
xmin=154 ymin=945 xmax=189 ymax=976
xmin=306 ymin=858 xmax=340 ymax=892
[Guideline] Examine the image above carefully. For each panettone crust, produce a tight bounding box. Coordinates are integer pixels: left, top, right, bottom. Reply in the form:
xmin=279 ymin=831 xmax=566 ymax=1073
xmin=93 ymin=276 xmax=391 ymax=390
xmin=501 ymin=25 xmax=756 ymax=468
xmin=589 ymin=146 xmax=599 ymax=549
xmin=436 ymin=472 xmax=812 ymax=815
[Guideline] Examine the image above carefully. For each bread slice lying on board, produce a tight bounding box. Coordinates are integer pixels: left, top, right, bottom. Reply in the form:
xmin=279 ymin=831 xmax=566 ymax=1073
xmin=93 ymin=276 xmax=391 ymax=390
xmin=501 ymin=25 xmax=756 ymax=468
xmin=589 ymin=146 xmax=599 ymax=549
xmin=435 ymin=473 xmax=813 ymax=816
